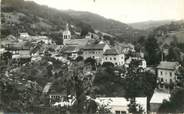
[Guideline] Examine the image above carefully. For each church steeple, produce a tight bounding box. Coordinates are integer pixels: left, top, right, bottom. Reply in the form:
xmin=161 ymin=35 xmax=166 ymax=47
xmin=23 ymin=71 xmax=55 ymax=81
xmin=63 ymin=23 xmax=71 ymax=45
xmin=66 ymin=23 xmax=69 ymax=31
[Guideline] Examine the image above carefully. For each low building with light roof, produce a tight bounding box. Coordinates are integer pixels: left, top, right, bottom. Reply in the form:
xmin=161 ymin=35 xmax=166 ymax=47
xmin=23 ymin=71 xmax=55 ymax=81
xmin=95 ymin=97 xmax=147 ymax=114
xmin=150 ymin=91 xmax=170 ymax=112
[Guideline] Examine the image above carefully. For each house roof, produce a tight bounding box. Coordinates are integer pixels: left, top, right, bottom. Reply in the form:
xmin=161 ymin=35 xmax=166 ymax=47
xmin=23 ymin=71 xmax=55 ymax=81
xmin=42 ymin=82 xmax=52 ymax=93
xmin=49 ymin=93 xmax=67 ymax=96
xmin=95 ymin=97 xmax=147 ymax=112
xmin=83 ymin=44 xmax=106 ymax=50
xmin=5 ymin=43 xmax=30 ymax=50
xmin=157 ymin=61 xmax=179 ymax=70
xmin=150 ymin=91 xmax=170 ymax=104
xmin=103 ymin=49 xmax=120 ymax=55
xmin=61 ymin=46 xmax=79 ymax=53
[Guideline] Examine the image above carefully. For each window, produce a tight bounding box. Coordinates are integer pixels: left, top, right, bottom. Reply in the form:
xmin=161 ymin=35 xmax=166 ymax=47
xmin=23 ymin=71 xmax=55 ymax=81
xmin=121 ymin=56 xmax=124 ymax=59
xmin=161 ymin=78 xmax=163 ymax=82
xmin=110 ymin=57 xmax=112 ymax=60
xmin=115 ymin=111 xmax=120 ymax=114
xmin=121 ymin=111 xmax=126 ymax=114
xmin=105 ymin=57 xmax=107 ymax=60
xmin=114 ymin=57 xmax=116 ymax=60
xmin=160 ymin=71 xmax=163 ymax=75
xmin=170 ymin=72 xmax=172 ymax=77
xmin=115 ymin=63 xmax=118 ymax=65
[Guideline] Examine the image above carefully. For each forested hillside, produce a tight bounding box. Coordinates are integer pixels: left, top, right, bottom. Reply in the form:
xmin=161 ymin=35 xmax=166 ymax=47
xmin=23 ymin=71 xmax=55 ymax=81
xmin=1 ymin=0 xmax=94 ymax=43
xmin=1 ymin=0 xmax=146 ymax=43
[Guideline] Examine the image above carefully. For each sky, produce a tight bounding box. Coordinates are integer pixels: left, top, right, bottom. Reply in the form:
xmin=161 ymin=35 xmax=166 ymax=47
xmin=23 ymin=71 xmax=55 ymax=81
xmin=29 ymin=0 xmax=184 ymax=23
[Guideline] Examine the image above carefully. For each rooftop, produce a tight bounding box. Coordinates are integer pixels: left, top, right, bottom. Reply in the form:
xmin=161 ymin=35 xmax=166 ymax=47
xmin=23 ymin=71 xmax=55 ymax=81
xmin=95 ymin=97 xmax=147 ymax=112
xmin=103 ymin=49 xmax=120 ymax=55
xmin=150 ymin=91 xmax=170 ymax=104
xmin=65 ymin=39 xmax=91 ymax=47
xmin=83 ymin=43 xmax=106 ymax=50
xmin=157 ymin=61 xmax=179 ymax=70
xmin=61 ymin=46 xmax=79 ymax=53
xmin=42 ymin=82 xmax=52 ymax=94
xmin=5 ymin=43 xmax=30 ymax=50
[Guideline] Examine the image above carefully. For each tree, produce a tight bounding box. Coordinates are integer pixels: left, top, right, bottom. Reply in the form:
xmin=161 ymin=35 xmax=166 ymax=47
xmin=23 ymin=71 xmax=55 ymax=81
xmin=145 ymin=35 xmax=161 ymax=65
xmin=167 ymin=47 xmax=181 ymax=61
xmin=93 ymin=66 xmax=126 ymax=97
xmin=75 ymin=56 xmax=84 ymax=62
xmin=65 ymin=61 xmax=95 ymax=114
xmin=124 ymin=59 xmax=157 ymax=105
xmin=84 ymin=57 xmax=97 ymax=70
xmin=1 ymin=51 xmax=12 ymax=65
xmin=159 ymin=88 xmax=184 ymax=113
xmin=176 ymin=66 xmax=184 ymax=87
xmin=128 ymin=98 xmax=144 ymax=114
xmin=102 ymin=62 xmax=114 ymax=68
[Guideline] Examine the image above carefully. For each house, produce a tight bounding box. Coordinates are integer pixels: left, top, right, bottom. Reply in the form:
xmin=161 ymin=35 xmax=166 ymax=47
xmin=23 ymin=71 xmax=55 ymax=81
xmin=19 ymin=33 xmax=51 ymax=44
xmin=85 ymin=32 xmax=99 ymax=39
xmin=31 ymin=36 xmax=52 ymax=44
xmin=102 ymin=48 xmax=125 ymax=66
xmin=1 ymin=35 xmax=19 ymax=47
xmin=49 ymin=93 xmax=67 ymax=104
xmin=5 ymin=43 xmax=31 ymax=60
xmin=83 ymin=43 xmax=111 ymax=63
xmin=125 ymin=52 xmax=147 ymax=69
xmin=117 ymin=43 xmax=135 ymax=54
xmin=150 ymin=91 xmax=170 ymax=112
xmin=61 ymin=46 xmax=80 ymax=59
xmin=157 ymin=61 xmax=180 ymax=90
xmin=95 ymin=97 xmax=147 ymax=114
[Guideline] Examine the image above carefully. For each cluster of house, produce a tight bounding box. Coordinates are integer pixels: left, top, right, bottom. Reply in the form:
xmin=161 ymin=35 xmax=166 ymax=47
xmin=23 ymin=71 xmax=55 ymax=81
xmin=1 ymin=23 xmax=182 ymax=114
xmin=61 ymin=24 xmax=146 ymax=68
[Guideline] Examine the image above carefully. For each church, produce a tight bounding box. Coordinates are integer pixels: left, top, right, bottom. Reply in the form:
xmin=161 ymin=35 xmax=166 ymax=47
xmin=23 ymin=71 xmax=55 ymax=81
xmin=61 ymin=24 xmax=95 ymax=59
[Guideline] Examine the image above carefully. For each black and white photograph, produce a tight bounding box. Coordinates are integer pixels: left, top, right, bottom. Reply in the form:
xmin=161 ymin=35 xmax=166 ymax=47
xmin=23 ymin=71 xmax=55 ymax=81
xmin=0 ymin=0 xmax=184 ymax=114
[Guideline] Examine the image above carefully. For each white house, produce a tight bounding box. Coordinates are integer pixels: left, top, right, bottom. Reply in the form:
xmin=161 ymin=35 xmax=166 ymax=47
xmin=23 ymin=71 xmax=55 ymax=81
xmin=125 ymin=55 xmax=147 ymax=69
xmin=157 ymin=61 xmax=179 ymax=89
xmin=83 ymin=43 xmax=110 ymax=62
xmin=95 ymin=97 xmax=147 ymax=114
xmin=102 ymin=48 xmax=125 ymax=66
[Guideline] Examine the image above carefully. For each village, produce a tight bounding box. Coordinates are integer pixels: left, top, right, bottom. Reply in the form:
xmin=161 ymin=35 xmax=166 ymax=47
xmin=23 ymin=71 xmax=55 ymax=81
xmin=1 ymin=0 xmax=184 ymax=113
xmin=1 ymin=21 xmax=183 ymax=114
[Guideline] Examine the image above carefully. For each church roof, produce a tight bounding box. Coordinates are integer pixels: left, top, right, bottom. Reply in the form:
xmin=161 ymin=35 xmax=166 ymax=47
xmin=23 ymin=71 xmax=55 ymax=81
xmin=61 ymin=46 xmax=79 ymax=53
xmin=64 ymin=39 xmax=90 ymax=47
xmin=103 ymin=49 xmax=120 ymax=55
xmin=83 ymin=44 xmax=106 ymax=50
